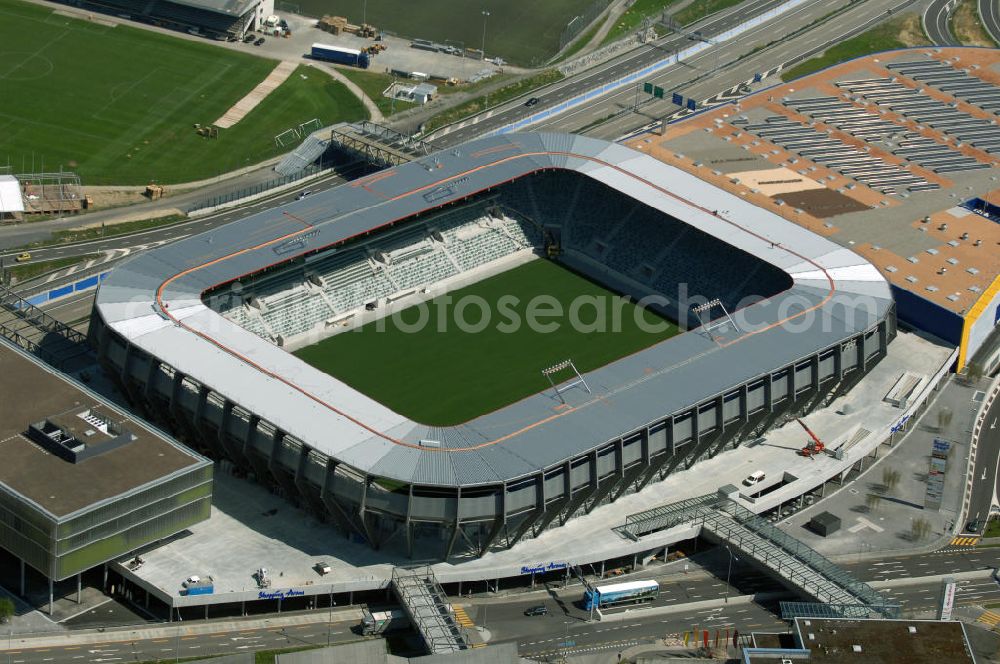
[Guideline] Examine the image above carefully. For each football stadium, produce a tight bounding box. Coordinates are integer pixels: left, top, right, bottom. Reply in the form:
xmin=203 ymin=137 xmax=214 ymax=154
xmin=89 ymin=132 xmax=896 ymax=560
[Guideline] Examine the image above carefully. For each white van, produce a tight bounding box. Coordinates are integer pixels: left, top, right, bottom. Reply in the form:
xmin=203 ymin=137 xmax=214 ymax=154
xmin=743 ymin=470 xmax=766 ymax=486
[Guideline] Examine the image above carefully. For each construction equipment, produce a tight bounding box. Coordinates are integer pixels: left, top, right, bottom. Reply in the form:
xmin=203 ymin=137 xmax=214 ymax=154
xmin=796 ymin=418 xmax=826 ymax=458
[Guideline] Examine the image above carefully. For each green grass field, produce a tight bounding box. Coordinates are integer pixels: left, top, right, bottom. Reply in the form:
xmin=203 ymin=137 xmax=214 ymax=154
xmin=297 ymin=0 xmax=598 ymax=66
xmin=294 ymin=259 xmax=679 ymax=426
xmin=0 ymin=0 xmax=367 ymax=185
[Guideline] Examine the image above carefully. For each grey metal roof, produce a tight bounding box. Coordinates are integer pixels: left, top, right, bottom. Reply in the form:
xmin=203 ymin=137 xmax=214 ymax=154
xmin=94 ymin=132 xmax=894 ymax=487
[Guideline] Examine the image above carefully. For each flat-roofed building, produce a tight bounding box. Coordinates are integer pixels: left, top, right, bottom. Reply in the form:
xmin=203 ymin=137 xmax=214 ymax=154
xmin=0 ymin=342 xmax=212 ymax=612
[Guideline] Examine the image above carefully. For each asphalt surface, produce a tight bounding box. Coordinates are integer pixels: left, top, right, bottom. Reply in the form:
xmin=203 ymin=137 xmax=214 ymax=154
xmin=968 ymin=384 xmax=1000 ymax=534
xmin=0 ymin=171 xmax=355 ymax=269
xmin=430 ymin=0 xmax=792 ymax=147
xmin=2 ymin=618 xmax=365 ymax=664
xmin=924 ymin=0 xmax=958 ymax=46
xmin=5 ymin=546 xmax=1000 ymax=663
xmin=544 ymin=0 xmax=916 ymax=140
xmin=981 ymin=0 xmax=1000 ymax=44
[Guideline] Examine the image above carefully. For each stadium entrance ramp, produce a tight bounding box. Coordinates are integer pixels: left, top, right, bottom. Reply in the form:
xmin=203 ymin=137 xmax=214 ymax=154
xmin=616 ymin=493 xmax=898 ymax=619
xmin=329 ymin=122 xmax=433 ymax=168
xmin=391 ymin=566 xmax=470 ymax=654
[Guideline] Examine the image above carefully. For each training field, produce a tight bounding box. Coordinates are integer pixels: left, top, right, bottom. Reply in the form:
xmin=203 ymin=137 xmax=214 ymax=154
xmin=298 ymin=0 xmax=596 ymax=66
xmin=0 ymin=1 xmax=366 ymax=185
xmin=294 ymin=259 xmax=679 ymax=426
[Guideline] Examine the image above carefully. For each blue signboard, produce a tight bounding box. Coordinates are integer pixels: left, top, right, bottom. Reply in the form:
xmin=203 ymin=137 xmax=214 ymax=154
xmin=672 ymin=92 xmax=683 ymax=105
xmin=258 ymin=588 xmax=306 ymax=600
xmin=520 ymin=561 xmax=567 ymax=575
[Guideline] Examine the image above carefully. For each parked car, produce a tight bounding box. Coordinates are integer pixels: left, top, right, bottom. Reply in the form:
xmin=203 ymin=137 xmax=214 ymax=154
xmin=254 ymin=37 xmax=266 ymax=46
xmin=523 ymin=605 xmax=548 ymax=616
xmin=524 ymin=97 xmax=540 ymax=107
xmin=243 ymin=33 xmax=255 ymax=43
xmin=743 ymin=470 xmax=766 ymax=487
xmin=14 ymin=252 xmax=31 ymax=262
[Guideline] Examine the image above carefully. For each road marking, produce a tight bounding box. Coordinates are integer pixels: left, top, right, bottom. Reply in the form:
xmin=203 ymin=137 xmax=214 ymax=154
xmin=849 ymin=517 xmax=885 ymax=533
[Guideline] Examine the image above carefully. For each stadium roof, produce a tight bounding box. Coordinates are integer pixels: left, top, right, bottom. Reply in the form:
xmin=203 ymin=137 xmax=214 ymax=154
xmin=94 ymin=132 xmax=893 ymax=487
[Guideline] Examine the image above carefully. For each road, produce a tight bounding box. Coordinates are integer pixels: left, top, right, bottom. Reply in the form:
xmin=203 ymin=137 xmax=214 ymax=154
xmin=981 ymin=0 xmax=1000 ymax=45
xmin=5 ymin=546 xmax=1000 ymax=663
xmin=431 ymin=0 xmax=793 ymax=146
xmin=968 ymin=383 xmax=1000 ymax=534
xmin=490 ymin=575 xmax=1000 ymax=659
xmin=539 ymin=0 xmax=914 ymax=140
xmin=924 ymin=0 xmax=958 ymax=45
xmin=0 ymin=171 xmax=356 ymax=276
xmin=1 ymin=616 xmax=365 ymax=664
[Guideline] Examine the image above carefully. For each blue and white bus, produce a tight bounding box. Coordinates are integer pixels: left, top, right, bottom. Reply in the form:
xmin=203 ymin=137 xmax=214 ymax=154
xmin=583 ymin=579 xmax=659 ymax=610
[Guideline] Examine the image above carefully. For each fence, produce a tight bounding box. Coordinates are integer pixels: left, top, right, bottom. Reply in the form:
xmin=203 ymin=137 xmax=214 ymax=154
xmin=187 ymin=162 xmax=329 ymax=215
xmin=559 ymin=0 xmax=613 ymax=51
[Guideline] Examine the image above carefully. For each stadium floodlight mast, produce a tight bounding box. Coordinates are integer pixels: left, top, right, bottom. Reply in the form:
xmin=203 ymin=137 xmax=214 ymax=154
xmin=691 ymin=297 xmax=742 ymax=339
xmin=541 ymin=359 xmax=591 ymax=404
xmin=481 ymin=10 xmax=490 ymax=61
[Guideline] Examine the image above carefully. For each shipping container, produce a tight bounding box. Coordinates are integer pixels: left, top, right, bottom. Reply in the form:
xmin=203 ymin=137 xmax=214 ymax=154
xmin=310 ymin=43 xmax=370 ymax=68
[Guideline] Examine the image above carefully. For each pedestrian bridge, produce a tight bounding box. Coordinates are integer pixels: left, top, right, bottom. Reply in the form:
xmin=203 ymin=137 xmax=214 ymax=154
xmin=616 ymin=492 xmax=899 ymax=619
xmin=391 ymin=565 xmax=470 ymax=654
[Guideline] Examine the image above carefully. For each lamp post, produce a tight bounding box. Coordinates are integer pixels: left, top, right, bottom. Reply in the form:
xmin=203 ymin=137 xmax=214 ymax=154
xmin=724 ymin=545 xmax=738 ymax=604
xmin=481 ymin=10 xmax=490 ymax=61
xmin=327 ymin=584 xmax=334 ymax=646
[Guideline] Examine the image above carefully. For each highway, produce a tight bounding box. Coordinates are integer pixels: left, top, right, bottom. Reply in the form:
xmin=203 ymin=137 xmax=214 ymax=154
xmin=981 ymin=0 xmax=1000 ymax=44
xmin=430 ymin=0 xmax=794 ymax=147
xmin=968 ymin=383 xmax=1000 ymax=534
xmin=0 ymin=171 xmax=355 ymax=279
xmin=924 ymin=0 xmax=958 ymax=45
xmin=539 ymin=0 xmax=916 ymax=140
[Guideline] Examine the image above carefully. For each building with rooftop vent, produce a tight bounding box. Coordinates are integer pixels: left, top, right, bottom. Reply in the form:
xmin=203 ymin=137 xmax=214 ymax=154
xmin=0 ymin=341 xmax=212 ymax=612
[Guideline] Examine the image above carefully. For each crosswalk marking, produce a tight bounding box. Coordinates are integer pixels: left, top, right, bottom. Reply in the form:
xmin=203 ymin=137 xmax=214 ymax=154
xmin=951 ymin=536 xmax=980 ymax=547
xmin=979 ymin=610 xmax=1000 ymax=627
xmin=452 ymin=605 xmax=475 ymax=628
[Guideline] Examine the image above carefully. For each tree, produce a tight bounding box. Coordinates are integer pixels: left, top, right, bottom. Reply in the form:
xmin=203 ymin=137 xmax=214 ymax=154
xmin=936 ymin=407 xmax=953 ymax=431
xmin=966 ymin=362 xmax=984 ymax=385
xmin=911 ymin=518 xmax=932 ymax=541
xmin=882 ymin=467 xmax=901 ymax=493
xmin=865 ymin=493 xmax=882 ymax=513
xmin=0 ymin=597 xmax=15 ymax=623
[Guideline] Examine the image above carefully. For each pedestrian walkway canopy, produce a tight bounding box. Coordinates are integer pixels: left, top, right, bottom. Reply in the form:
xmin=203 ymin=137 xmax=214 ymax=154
xmin=616 ymin=493 xmax=899 ymax=619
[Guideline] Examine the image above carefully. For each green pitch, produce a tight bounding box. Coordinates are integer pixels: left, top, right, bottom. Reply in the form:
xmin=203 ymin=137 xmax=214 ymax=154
xmin=294 ymin=259 xmax=679 ymax=426
xmin=298 ymin=0 xmax=596 ymax=67
xmin=0 ymin=0 xmax=367 ymax=185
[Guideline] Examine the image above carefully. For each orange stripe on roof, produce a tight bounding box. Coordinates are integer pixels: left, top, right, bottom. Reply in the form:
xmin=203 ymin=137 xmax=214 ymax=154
xmin=154 ymin=150 xmax=836 ymax=453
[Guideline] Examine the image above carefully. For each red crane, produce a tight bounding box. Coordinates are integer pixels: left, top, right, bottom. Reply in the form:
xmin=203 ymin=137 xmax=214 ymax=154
xmin=795 ymin=418 xmax=826 ymax=458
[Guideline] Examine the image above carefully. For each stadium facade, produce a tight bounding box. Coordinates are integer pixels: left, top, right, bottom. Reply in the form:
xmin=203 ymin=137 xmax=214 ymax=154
xmin=0 ymin=341 xmax=212 ymax=611
xmin=58 ymin=0 xmax=273 ymax=38
xmin=90 ymin=133 xmax=895 ymax=560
